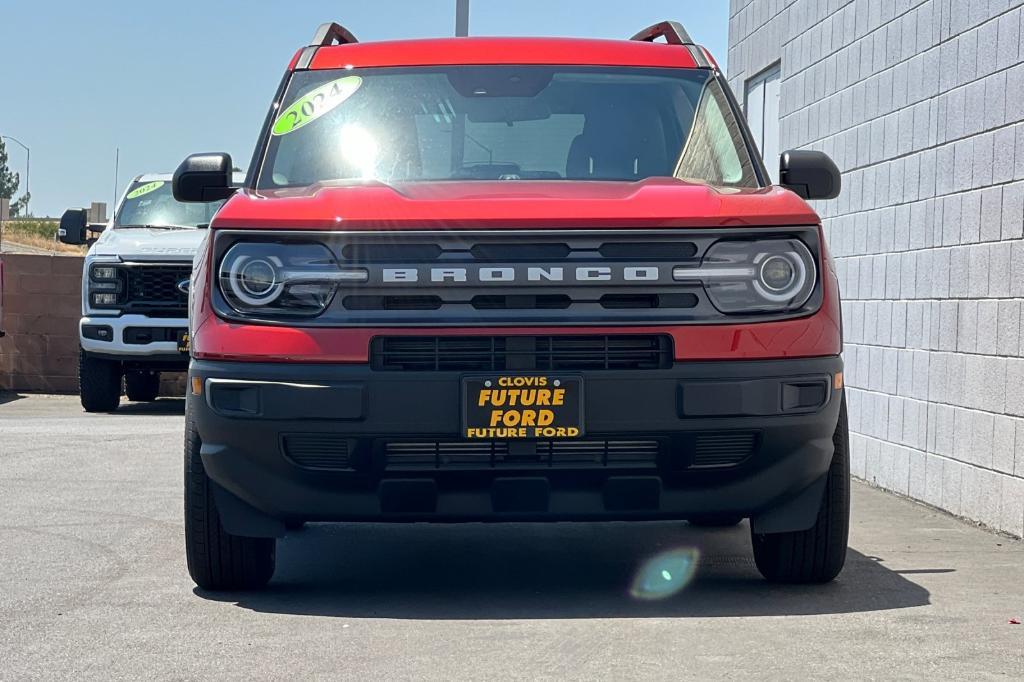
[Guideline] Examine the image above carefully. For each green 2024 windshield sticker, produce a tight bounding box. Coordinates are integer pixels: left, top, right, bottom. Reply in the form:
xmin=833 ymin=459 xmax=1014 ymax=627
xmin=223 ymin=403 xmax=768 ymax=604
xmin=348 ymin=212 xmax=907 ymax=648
xmin=272 ymin=76 xmax=363 ymax=136
xmin=126 ymin=181 xmax=165 ymax=200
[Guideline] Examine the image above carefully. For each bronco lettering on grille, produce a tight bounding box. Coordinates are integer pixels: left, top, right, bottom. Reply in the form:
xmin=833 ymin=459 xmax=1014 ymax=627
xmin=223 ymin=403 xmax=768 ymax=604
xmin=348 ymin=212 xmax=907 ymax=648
xmin=381 ymin=265 xmax=662 ymax=284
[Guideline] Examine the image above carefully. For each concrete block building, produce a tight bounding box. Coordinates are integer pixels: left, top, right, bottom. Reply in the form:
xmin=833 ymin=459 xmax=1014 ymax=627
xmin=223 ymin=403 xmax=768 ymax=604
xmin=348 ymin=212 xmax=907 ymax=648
xmin=728 ymin=0 xmax=1024 ymax=537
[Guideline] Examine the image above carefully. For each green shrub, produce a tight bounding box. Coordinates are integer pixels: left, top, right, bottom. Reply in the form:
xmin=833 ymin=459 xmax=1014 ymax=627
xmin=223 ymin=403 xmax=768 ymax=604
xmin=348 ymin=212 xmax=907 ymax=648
xmin=2 ymin=219 xmax=59 ymax=241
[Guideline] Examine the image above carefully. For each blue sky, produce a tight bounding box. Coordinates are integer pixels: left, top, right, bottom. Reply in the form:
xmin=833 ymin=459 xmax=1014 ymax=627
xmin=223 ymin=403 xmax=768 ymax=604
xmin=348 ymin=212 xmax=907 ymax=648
xmin=0 ymin=1 xmax=729 ymax=217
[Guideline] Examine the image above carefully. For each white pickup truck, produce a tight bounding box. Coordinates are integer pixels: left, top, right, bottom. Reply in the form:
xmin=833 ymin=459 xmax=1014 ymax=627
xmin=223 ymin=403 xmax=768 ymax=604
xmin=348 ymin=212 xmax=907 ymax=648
xmin=59 ymin=172 xmax=240 ymax=411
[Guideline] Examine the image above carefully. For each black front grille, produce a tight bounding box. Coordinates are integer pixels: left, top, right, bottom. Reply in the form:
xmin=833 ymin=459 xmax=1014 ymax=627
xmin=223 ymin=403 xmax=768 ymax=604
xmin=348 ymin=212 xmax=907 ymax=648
xmin=385 ymin=439 xmax=661 ymax=470
xmin=124 ymin=264 xmax=190 ymax=316
xmin=371 ymin=335 xmax=673 ymax=372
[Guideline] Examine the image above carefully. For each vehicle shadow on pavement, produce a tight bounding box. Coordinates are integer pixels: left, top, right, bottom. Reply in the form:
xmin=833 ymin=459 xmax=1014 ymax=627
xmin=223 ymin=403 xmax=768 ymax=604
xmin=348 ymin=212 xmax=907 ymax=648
xmin=197 ymin=521 xmax=933 ymax=618
xmin=114 ymin=398 xmax=186 ymax=415
xmin=0 ymin=391 xmax=27 ymax=406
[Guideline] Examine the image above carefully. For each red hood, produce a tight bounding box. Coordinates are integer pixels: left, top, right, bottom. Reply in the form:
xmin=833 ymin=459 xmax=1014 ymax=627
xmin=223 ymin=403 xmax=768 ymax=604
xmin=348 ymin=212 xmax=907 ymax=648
xmin=211 ymin=179 xmax=820 ymax=231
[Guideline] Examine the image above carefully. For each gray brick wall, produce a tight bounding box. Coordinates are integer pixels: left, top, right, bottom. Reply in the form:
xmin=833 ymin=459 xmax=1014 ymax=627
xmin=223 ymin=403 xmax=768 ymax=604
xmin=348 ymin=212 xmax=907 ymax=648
xmin=728 ymin=0 xmax=1024 ymax=538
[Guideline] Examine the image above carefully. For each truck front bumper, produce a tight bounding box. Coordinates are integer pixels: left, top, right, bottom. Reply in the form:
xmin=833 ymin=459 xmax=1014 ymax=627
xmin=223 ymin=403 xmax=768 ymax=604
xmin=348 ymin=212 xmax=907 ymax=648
xmin=189 ymin=355 xmax=843 ymax=536
xmin=81 ymin=314 xmax=189 ymax=367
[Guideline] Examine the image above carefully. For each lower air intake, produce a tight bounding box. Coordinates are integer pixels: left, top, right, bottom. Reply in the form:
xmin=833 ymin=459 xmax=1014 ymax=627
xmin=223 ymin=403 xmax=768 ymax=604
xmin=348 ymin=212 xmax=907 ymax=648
xmin=282 ymin=434 xmax=353 ymax=470
xmin=385 ymin=439 xmax=661 ymax=470
xmin=690 ymin=431 xmax=758 ymax=468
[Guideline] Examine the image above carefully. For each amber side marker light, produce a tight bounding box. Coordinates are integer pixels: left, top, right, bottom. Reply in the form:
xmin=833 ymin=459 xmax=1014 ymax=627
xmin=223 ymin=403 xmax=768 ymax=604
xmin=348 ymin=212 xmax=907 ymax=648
xmin=191 ymin=376 xmax=203 ymax=396
xmin=834 ymin=372 xmax=844 ymax=390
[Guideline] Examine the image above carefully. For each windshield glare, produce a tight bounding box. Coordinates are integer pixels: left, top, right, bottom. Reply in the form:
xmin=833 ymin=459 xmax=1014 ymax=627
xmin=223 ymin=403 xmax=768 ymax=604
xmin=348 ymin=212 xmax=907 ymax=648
xmin=114 ymin=180 xmax=227 ymax=229
xmin=259 ymin=66 xmax=759 ymax=188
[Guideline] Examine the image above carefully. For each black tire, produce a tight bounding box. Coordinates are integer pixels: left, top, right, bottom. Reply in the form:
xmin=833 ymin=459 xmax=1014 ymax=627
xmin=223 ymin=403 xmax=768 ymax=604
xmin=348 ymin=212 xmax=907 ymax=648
xmin=184 ymin=399 xmax=275 ymax=590
xmin=79 ymin=349 xmax=121 ymax=413
xmin=751 ymin=395 xmax=850 ymax=584
xmin=688 ymin=514 xmax=744 ymax=528
xmin=125 ymin=370 xmax=160 ymax=402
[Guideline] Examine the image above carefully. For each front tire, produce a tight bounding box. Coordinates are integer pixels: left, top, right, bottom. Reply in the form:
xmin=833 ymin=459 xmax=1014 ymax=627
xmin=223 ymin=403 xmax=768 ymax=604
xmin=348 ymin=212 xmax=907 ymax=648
xmin=751 ymin=395 xmax=850 ymax=584
xmin=125 ymin=370 xmax=160 ymax=402
xmin=79 ymin=349 xmax=121 ymax=412
xmin=184 ymin=399 xmax=275 ymax=591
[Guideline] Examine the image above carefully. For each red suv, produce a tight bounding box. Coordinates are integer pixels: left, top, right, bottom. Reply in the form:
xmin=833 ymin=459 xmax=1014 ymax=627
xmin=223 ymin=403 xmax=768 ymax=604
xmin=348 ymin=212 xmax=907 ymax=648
xmin=174 ymin=21 xmax=845 ymax=591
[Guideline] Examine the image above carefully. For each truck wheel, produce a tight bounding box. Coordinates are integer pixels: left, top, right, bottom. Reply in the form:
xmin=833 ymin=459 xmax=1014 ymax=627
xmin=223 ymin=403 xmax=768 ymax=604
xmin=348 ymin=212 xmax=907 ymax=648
xmin=125 ymin=370 xmax=160 ymax=402
xmin=184 ymin=400 xmax=275 ymax=591
xmin=751 ymin=395 xmax=850 ymax=584
xmin=79 ymin=349 xmax=121 ymax=413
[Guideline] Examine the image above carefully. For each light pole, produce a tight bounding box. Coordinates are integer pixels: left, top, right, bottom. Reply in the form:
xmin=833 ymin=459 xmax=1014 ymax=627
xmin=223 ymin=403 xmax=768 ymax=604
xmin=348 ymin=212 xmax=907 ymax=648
xmin=0 ymin=135 xmax=30 ymax=217
xmin=456 ymin=0 xmax=469 ymax=36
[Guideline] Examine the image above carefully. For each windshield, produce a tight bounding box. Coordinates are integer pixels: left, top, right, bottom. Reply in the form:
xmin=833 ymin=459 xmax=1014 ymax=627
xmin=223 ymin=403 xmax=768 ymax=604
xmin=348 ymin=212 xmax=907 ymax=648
xmin=114 ymin=179 xmax=227 ymax=229
xmin=258 ymin=66 xmax=759 ymax=188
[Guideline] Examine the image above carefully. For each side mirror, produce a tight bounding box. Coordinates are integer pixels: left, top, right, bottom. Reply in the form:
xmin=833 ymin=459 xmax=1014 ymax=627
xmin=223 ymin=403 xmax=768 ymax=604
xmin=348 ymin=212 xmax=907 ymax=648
xmin=58 ymin=208 xmax=88 ymax=245
xmin=173 ymin=153 xmax=236 ymax=203
xmin=779 ymin=150 xmax=841 ymax=200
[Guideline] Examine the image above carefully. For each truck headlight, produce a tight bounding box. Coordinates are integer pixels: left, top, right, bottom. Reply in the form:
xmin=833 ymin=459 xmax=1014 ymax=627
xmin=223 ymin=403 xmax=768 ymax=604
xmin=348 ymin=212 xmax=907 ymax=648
xmin=87 ymin=262 xmax=125 ymax=309
xmin=674 ymin=239 xmax=817 ymax=314
xmin=90 ymin=265 xmax=119 ymax=281
xmin=218 ymin=241 xmax=367 ymax=317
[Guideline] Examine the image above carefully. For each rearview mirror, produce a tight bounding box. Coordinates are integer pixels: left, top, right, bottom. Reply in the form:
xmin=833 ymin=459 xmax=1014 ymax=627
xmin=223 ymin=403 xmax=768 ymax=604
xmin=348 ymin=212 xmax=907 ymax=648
xmin=173 ymin=153 xmax=236 ymax=203
xmin=779 ymin=150 xmax=841 ymax=200
xmin=58 ymin=208 xmax=88 ymax=245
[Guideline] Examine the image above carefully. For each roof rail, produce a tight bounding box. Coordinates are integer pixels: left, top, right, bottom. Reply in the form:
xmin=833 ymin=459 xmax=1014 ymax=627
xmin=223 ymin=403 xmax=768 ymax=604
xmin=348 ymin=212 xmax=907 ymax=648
xmin=630 ymin=21 xmax=693 ymax=46
xmin=310 ymin=22 xmax=359 ymax=47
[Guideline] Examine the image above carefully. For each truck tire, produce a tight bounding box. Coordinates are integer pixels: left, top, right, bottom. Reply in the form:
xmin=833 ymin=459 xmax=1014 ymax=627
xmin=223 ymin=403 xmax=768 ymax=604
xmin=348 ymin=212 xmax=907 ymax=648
xmin=751 ymin=395 xmax=850 ymax=584
xmin=125 ymin=370 xmax=160 ymax=402
xmin=184 ymin=400 xmax=275 ymax=591
xmin=79 ymin=349 xmax=121 ymax=413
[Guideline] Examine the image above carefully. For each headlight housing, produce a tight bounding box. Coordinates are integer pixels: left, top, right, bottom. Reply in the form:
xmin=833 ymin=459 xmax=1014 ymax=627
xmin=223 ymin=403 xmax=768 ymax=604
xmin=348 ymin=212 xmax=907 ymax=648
xmin=87 ymin=261 xmax=125 ymax=309
xmin=675 ymin=239 xmax=817 ymax=314
xmin=218 ymin=241 xmax=366 ymax=317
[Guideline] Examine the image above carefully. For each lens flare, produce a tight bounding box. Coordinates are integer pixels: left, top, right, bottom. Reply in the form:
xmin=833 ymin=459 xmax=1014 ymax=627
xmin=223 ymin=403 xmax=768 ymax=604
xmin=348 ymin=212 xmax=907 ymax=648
xmin=629 ymin=548 xmax=700 ymax=600
xmin=340 ymin=124 xmax=379 ymax=178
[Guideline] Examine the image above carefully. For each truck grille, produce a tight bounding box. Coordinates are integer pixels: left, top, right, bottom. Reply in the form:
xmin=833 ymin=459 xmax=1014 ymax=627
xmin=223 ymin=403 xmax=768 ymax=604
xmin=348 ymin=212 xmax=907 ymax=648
xmin=371 ymin=335 xmax=673 ymax=371
xmin=385 ymin=439 xmax=661 ymax=470
xmin=215 ymin=230 xmax=782 ymax=326
xmin=124 ymin=264 xmax=191 ymax=317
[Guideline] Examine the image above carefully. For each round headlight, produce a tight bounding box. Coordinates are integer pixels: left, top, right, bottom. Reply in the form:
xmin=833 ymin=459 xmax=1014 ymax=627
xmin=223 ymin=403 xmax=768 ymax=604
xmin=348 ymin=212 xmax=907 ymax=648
xmin=218 ymin=241 xmax=347 ymax=318
xmin=228 ymin=255 xmax=284 ymax=306
xmin=238 ymin=259 xmax=277 ymax=297
xmin=693 ymin=239 xmax=816 ymax=314
xmin=758 ymin=254 xmax=796 ymax=292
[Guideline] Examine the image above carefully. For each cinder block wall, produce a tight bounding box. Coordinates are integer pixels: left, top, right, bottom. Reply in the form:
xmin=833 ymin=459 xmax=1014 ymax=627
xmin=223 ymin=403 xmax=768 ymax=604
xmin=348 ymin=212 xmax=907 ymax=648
xmin=0 ymin=254 xmax=83 ymax=392
xmin=728 ymin=0 xmax=1024 ymax=538
xmin=0 ymin=253 xmax=186 ymax=397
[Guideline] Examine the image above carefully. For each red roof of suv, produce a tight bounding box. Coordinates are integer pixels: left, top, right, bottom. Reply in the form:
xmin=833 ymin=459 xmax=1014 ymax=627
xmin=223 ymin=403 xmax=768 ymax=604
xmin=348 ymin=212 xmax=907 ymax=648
xmin=301 ymin=37 xmax=701 ymax=70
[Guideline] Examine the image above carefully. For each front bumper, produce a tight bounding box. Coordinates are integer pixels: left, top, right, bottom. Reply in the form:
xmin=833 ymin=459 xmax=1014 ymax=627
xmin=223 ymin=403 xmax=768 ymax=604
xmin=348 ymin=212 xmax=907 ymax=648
xmin=80 ymin=314 xmax=188 ymax=363
xmin=190 ymin=355 xmax=843 ymax=536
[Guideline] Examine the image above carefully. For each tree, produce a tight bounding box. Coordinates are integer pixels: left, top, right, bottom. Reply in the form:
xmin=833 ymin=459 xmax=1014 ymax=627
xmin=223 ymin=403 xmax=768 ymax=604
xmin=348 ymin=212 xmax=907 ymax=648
xmin=11 ymin=192 xmax=30 ymax=217
xmin=0 ymin=139 xmax=29 ymax=217
xmin=0 ymin=138 xmax=20 ymax=203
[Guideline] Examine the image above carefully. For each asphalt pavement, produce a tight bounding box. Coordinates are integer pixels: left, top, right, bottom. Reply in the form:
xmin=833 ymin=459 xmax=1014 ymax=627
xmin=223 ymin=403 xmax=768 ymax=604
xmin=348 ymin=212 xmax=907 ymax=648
xmin=1 ymin=393 xmax=1022 ymax=680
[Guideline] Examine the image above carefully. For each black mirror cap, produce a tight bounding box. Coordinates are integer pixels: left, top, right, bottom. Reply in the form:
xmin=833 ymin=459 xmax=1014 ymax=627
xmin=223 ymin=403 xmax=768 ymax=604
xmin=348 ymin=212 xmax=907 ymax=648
xmin=172 ymin=153 xmax=237 ymax=203
xmin=58 ymin=208 xmax=89 ymax=245
xmin=779 ymin=150 xmax=841 ymax=200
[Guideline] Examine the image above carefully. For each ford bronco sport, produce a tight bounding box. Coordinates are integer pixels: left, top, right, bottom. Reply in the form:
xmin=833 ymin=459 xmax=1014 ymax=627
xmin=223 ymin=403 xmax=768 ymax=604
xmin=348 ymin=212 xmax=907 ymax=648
xmin=174 ymin=21 xmax=845 ymax=591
